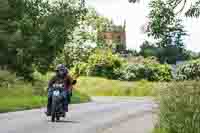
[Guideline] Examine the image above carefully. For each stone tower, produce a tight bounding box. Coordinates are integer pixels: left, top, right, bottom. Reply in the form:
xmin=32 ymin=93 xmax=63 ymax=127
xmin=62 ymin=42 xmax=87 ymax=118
xmin=99 ymin=20 xmax=127 ymax=52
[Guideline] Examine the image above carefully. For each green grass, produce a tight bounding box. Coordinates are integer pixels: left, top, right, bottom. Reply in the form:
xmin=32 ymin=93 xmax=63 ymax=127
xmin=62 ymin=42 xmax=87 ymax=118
xmin=0 ymin=71 xmax=90 ymax=113
xmin=0 ymin=96 xmax=47 ymax=113
xmin=0 ymin=89 xmax=90 ymax=113
xmin=157 ymin=81 xmax=200 ymax=133
xmin=71 ymin=90 xmax=91 ymax=104
xmin=152 ymin=127 xmax=168 ymax=133
xmin=76 ymin=77 xmax=160 ymax=97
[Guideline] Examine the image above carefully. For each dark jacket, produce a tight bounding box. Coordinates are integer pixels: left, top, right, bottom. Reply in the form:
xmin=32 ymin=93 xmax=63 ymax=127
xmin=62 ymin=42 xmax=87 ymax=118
xmin=48 ymin=75 xmax=75 ymax=91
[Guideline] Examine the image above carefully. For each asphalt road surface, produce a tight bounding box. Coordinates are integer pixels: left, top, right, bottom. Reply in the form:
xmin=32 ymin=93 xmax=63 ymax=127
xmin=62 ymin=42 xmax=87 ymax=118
xmin=0 ymin=97 xmax=158 ymax=133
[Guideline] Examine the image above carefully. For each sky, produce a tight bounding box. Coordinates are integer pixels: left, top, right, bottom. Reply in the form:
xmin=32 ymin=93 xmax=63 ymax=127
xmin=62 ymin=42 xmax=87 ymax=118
xmin=86 ymin=0 xmax=200 ymax=52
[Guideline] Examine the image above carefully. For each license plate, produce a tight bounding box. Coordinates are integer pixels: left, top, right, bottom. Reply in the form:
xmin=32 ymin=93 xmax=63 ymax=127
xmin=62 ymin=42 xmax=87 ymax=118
xmin=53 ymin=91 xmax=60 ymax=96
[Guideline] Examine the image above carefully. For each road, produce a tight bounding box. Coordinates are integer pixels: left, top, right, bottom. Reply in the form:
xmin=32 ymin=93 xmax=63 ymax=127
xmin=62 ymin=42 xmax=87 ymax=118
xmin=0 ymin=97 xmax=158 ymax=133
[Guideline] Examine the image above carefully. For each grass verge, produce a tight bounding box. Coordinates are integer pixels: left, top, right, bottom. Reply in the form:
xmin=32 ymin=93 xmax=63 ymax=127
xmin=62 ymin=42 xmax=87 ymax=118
xmin=0 ymin=71 xmax=90 ymax=113
xmin=152 ymin=127 xmax=168 ymax=133
xmin=76 ymin=76 xmax=160 ymax=97
xmin=153 ymin=81 xmax=200 ymax=133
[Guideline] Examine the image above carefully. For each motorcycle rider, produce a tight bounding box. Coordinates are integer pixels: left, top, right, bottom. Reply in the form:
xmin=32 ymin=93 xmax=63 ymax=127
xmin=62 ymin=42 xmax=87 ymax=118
xmin=46 ymin=64 xmax=76 ymax=116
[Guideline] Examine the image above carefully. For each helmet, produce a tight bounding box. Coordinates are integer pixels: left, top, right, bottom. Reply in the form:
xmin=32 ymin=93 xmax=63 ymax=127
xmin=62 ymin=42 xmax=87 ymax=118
xmin=55 ymin=64 xmax=68 ymax=77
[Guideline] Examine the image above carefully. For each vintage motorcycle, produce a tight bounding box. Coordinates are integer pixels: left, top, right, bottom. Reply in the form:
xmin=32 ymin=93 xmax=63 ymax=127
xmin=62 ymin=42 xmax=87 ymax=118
xmin=50 ymin=83 xmax=66 ymax=122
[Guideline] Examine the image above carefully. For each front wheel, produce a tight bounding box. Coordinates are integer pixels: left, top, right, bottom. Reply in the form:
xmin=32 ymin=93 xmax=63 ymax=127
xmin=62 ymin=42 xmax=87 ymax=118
xmin=51 ymin=114 xmax=56 ymax=122
xmin=51 ymin=96 xmax=57 ymax=122
xmin=56 ymin=116 xmax=60 ymax=121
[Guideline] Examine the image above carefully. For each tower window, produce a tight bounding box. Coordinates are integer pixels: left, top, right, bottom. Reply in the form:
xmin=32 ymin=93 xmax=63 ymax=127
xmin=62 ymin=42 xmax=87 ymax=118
xmin=117 ymin=35 xmax=121 ymax=40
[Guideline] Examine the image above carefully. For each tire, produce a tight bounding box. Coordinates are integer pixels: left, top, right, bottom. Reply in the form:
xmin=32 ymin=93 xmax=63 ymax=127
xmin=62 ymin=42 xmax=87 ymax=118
xmin=56 ymin=116 xmax=60 ymax=121
xmin=51 ymin=113 xmax=56 ymax=122
xmin=51 ymin=96 xmax=57 ymax=122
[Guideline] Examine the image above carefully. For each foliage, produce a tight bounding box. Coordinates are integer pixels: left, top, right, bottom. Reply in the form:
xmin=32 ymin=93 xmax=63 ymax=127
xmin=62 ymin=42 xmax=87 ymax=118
xmin=76 ymin=77 xmax=159 ymax=97
xmin=129 ymin=0 xmax=200 ymax=18
xmin=71 ymin=49 xmax=125 ymax=79
xmin=0 ymin=0 xmax=85 ymax=80
xmin=55 ymin=43 xmax=94 ymax=68
xmin=87 ymin=49 xmax=125 ymax=79
xmin=176 ymin=59 xmax=200 ymax=80
xmin=144 ymin=0 xmax=187 ymax=64
xmin=158 ymin=81 xmax=200 ymax=133
xmin=72 ymin=50 xmax=173 ymax=81
xmin=118 ymin=63 xmax=173 ymax=81
xmin=139 ymin=41 xmax=192 ymax=64
xmin=140 ymin=41 xmax=159 ymax=58
xmin=140 ymin=42 xmax=193 ymax=65
xmin=54 ymin=7 xmax=116 ymax=68
xmin=71 ymin=62 xmax=89 ymax=76
xmin=0 ymin=70 xmax=17 ymax=87
xmin=78 ymin=7 xmax=113 ymax=48
xmin=186 ymin=0 xmax=200 ymax=17
xmin=126 ymin=56 xmax=159 ymax=64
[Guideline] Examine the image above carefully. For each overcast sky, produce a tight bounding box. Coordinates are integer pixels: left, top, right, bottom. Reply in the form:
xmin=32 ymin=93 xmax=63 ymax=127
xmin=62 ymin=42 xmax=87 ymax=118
xmin=86 ymin=0 xmax=200 ymax=52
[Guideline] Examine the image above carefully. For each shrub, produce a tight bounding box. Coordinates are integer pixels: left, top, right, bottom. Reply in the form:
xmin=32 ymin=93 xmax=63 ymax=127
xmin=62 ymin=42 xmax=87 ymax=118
xmin=158 ymin=81 xmax=200 ymax=133
xmin=71 ymin=49 xmax=125 ymax=79
xmin=118 ymin=63 xmax=172 ymax=81
xmin=71 ymin=62 xmax=89 ymax=76
xmin=176 ymin=59 xmax=200 ymax=80
xmin=147 ymin=63 xmax=172 ymax=81
xmin=118 ymin=64 xmax=145 ymax=81
xmin=71 ymin=50 xmax=172 ymax=81
xmin=0 ymin=71 xmax=18 ymax=87
xmin=126 ymin=56 xmax=159 ymax=64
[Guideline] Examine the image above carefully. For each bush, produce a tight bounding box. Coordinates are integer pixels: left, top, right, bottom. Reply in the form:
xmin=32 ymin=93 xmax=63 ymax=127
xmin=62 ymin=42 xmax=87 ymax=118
xmin=118 ymin=63 xmax=172 ymax=81
xmin=0 ymin=71 xmax=17 ymax=87
xmin=71 ymin=50 xmax=172 ymax=81
xmin=118 ymin=64 xmax=146 ymax=81
xmin=87 ymin=49 xmax=124 ymax=78
xmin=158 ymin=81 xmax=200 ymax=133
xmin=126 ymin=56 xmax=159 ymax=64
xmin=71 ymin=49 xmax=125 ymax=79
xmin=71 ymin=62 xmax=89 ymax=76
xmin=176 ymin=59 xmax=200 ymax=80
xmin=147 ymin=63 xmax=173 ymax=81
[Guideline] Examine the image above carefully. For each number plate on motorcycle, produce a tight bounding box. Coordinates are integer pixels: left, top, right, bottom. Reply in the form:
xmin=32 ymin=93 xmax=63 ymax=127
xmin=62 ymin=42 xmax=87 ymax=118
xmin=53 ymin=91 xmax=60 ymax=96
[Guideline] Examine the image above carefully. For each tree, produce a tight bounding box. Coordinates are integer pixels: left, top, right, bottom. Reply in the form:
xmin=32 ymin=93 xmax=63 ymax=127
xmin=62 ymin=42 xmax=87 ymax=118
xmin=129 ymin=0 xmax=200 ymax=17
xmin=1 ymin=0 xmax=85 ymax=80
xmin=140 ymin=41 xmax=159 ymax=58
xmin=60 ymin=43 xmax=94 ymax=68
xmin=145 ymin=0 xmax=187 ymax=64
xmin=185 ymin=0 xmax=200 ymax=17
xmin=0 ymin=0 xmax=11 ymax=69
xmin=54 ymin=8 xmax=113 ymax=68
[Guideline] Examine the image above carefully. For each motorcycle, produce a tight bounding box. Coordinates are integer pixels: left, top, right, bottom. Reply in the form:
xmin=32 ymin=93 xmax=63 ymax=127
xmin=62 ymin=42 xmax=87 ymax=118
xmin=50 ymin=83 xmax=66 ymax=122
xmin=47 ymin=79 xmax=77 ymax=122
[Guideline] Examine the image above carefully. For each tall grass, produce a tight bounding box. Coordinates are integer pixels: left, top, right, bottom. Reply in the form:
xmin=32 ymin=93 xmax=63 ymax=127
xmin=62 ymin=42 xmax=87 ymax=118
xmin=0 ymin=79 xmax=47 ymax=113
xmin=156 ymin=81 xmax=200 ymax=133
xmin=152 ymin=127 xmax=168 ymax=133
xmin=76 ymin=77 xmax=160 ymax=97
xmin=0 ymin=71 xmax=90 ymax=113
